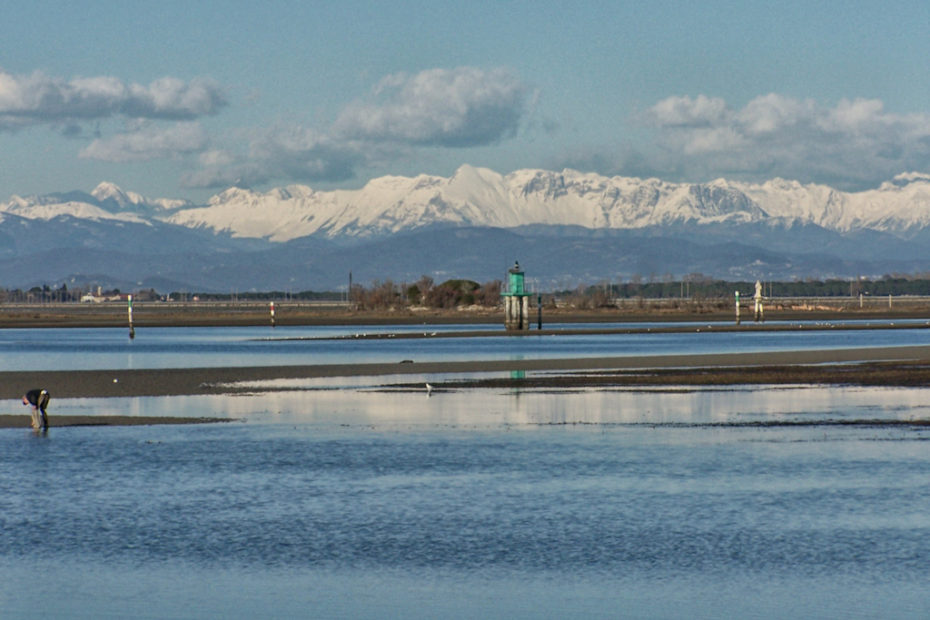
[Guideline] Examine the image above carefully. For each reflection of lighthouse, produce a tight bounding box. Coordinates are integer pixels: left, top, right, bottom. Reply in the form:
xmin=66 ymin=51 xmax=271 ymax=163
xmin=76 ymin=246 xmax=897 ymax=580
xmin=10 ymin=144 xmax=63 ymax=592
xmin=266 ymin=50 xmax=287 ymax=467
xmin=501 ymin=261 xmax=532 ymax=330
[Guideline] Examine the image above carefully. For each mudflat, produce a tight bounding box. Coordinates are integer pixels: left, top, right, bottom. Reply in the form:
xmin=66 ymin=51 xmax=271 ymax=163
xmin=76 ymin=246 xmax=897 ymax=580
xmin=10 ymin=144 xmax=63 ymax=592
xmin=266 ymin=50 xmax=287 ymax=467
xmin=0 ymin=414 xmax=231 ymax=428
xmin=3 ymin=345 xmax=930 ymax=400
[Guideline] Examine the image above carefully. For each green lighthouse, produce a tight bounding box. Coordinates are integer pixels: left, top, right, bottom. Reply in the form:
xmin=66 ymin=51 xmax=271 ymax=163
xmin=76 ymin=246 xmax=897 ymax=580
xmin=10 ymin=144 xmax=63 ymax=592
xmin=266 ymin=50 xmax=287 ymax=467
xmin=501 ymin=261 xmax=532 ymax=330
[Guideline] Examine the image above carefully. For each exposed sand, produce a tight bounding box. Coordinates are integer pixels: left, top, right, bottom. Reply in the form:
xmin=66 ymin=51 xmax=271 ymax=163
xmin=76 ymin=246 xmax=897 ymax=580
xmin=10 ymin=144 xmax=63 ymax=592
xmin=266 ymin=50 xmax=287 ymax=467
xmin=3 ymin=345 xmax=930 ymax=401
xmin=0 ymin=415 xmax=231 ymax=429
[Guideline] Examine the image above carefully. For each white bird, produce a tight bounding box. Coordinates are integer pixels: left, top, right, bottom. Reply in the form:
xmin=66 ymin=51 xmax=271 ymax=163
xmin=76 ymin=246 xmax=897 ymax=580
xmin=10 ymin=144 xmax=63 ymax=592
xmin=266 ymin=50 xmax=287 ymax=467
xmin=425 ymin=383 xmax=433 ymax=395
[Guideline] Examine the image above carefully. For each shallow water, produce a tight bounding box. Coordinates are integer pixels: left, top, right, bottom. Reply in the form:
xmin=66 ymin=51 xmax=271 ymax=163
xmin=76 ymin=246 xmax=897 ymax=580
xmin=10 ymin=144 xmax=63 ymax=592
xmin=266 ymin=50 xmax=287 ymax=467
xmin=1 ymin=320 xmax=929 ymax=370
xmin=3 ymin=384 xmax=930 ymax=618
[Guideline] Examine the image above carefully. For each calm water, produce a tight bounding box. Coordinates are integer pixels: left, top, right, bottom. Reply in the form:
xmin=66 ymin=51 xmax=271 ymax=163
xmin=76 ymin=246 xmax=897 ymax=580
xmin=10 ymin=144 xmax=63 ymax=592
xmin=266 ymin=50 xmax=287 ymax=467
xmin=2 ymin=327 xmax=930 ymax=618
xmin=0 ymin=319 xmax=928 ymax=370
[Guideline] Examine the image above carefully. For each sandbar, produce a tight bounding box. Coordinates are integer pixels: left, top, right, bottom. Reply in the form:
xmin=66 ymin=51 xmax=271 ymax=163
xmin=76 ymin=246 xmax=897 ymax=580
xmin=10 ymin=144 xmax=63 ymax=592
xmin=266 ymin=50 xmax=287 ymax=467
xmin=3 ymin=345 xmax=930 ymax=400
xmin=0 ymin=414 xmax=230 ymax=428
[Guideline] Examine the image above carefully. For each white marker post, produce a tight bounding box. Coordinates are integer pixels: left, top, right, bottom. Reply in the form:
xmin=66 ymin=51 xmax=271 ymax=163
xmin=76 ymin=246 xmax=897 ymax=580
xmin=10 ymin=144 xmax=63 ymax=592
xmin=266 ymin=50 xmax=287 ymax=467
xmin=735 ymin=291 xmax=740 ymax=325
xmin=128 ymin=294 xmax=135 ymax=340
xmin=270 ymin=301 xmax=276 ymax=328
xmin=753 ymin=281 xmax=764 ymax=323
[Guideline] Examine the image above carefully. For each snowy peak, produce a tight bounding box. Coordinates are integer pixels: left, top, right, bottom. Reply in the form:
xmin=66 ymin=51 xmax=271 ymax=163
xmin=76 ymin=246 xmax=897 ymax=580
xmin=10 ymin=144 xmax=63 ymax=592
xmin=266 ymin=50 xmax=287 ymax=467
xmin=196 ymin=168 xmax=930 ymax=239
xmin=0 ymin=194 xmax=144 ymax=223
xmin=170 ymin=185 xmax=331 ymax=241
xmin=91 ymin=182 xmax=192 ymax=212
xmin=0 ymin=183 xmax=191 ymax=223
xmin=91 ymin=182 xmax=147 ymax=209
xmin=5 ymin=168 xmax=930 ymax=241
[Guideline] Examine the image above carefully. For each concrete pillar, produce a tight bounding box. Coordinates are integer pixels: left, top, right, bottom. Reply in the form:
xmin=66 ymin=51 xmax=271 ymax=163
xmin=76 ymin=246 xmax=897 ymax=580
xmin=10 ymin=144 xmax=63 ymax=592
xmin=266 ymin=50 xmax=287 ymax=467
xmin=504 ymin=295 xmax=532 ymax=330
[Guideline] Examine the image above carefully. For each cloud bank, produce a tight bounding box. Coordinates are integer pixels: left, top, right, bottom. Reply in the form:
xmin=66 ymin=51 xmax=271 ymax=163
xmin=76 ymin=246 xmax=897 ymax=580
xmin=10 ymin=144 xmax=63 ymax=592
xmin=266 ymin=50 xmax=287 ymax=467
xmin=80 ymin=122 xmax=208 ymax=162
xmin=645 ymin=94 xmax=930 ymax=188
xmin=12 ymin=62 xmax=926 ymax=194
xmin=182 ymin=126 xmax=363 ymax=189
xmin=185 ymin=66 xmax=532 ymax=188
xmin=0 ymin=70 xmax=226 ymax=130
xmin=334 ymin=67 xmax=530 ymax=147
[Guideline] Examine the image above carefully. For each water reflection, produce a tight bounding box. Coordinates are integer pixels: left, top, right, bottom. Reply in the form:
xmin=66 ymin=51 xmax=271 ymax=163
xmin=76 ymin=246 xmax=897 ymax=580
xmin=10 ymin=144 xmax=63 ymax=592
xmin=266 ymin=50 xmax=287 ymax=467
xmin=5 ymin=382 xmax=930 ymax=619
xmin=64 ymin=383 xmax=930 ymax=430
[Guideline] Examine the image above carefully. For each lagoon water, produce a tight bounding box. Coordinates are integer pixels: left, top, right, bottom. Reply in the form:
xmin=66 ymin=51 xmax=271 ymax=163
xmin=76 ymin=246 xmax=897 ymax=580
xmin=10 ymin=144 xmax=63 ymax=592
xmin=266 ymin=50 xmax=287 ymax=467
xmin=2 ymin=325 xmax=930 ymax=618
xmin=0 ymin=319 xmax=928 ymax=370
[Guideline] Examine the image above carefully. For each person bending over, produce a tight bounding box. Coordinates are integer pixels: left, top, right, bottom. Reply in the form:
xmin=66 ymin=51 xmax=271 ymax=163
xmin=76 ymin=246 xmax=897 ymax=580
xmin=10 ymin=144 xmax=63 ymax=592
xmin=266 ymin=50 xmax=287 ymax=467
xmin=23 ymin=389 xmax=50 ymax=431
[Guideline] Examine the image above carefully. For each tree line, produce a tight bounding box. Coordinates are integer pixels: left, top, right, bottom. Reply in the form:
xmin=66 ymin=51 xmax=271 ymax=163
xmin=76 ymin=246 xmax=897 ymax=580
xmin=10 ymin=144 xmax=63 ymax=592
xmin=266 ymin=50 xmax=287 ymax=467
xmin=350 ymin=277 xmax=502 ymax=310
xmin=4 ymin=274 xmax=930 ymax=307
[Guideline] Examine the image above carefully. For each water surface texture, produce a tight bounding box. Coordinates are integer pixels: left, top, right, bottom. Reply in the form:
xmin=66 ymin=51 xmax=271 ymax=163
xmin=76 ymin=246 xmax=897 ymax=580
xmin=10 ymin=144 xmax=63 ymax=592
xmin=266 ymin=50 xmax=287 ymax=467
xmin=1 ymin=320 xmax=929 ymax=370
xmin=4 ymin=325 xmax=930 ymax=618
xmin=3 ymin=381 xmax=930 ymax=618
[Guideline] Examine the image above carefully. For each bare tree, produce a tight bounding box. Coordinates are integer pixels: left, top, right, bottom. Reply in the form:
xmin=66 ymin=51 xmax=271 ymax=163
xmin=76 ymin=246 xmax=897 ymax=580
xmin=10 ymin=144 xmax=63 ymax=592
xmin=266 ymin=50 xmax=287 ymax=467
xmin=474 ymin=280 xmax=502 ymax=306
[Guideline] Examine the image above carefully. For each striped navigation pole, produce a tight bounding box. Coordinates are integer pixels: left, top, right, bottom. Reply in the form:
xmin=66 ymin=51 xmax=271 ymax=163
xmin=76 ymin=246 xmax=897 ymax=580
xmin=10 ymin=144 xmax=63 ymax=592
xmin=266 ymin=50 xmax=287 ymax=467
xmin=128 ymin=294 xmax=135 ymax=340
xmin=735 ymin=291 xmax=740 ymax=325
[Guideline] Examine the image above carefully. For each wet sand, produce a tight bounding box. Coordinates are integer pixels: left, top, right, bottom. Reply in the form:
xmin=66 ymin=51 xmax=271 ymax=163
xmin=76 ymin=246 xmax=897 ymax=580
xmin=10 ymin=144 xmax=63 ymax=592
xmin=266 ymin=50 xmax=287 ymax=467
xmin=3 ymin=344 xmax=930 ymax=400
xmin=0 ymin=415 xmax=231 ymax=428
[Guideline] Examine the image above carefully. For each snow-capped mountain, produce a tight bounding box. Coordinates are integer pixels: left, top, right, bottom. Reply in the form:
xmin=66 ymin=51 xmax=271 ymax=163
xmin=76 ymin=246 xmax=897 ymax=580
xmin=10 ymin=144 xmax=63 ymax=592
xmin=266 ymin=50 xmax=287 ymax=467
xmin=161 ymin=166 xmax=930 ymax=240
xmin=154 ymin=166 xmax=930 ymax=240
xmin=90 ymin=181 xmax=191 ymax=213
xmin=4 ymin=167 xmax=930 ymax=241
xmin=3 ymin=167 xmax=930 ymax=291
xmin=0 ymin=181 xmax=192 ymax=225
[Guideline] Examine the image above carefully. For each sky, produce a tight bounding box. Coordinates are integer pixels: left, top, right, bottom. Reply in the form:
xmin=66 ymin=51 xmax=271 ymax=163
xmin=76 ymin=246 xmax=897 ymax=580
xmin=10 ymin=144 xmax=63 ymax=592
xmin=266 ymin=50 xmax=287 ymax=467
xmin=2 ymin=0 xmax=929 ymax=203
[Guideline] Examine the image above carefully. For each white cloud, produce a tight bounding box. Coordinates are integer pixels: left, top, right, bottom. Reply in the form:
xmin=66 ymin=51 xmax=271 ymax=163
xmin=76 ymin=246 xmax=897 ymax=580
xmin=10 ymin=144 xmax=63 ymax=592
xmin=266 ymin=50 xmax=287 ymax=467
xmin=79 ymin=122 xmax=208 ymax=162
xmin=648 ymin=94 xmax=728 ymax=128
xmin=736 ymin=94 xmax=812 ymax=135
xmin=5 ymin=65 xmax=536 ymax=189
xmin=180 ymin=162 xmax=269 ymax=190
xmin=0 ymin=69 xmax=226 ymax=130
xmin=334 ymin=66 xmax=530 ymax=147
xmin=645 ymin=94 xmax=930 ymax=188
xmin=184 ymin=66 xmax=531 ymax=189
xmin=250 ymin=125 xmax=362 ymax=182
xmin=182 ymin=125 xmax=364 ymax=189
xmin=198 ymin=149 xmax=236 ymax=168
xmin=123 ymin=77 xmax=227 ymax=119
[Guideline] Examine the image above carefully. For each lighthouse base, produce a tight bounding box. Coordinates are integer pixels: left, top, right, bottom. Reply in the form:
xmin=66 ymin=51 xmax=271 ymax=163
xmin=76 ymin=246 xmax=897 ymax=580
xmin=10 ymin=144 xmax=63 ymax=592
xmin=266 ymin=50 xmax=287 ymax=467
xmin=504 ymin=295 xmax=531 ymax=330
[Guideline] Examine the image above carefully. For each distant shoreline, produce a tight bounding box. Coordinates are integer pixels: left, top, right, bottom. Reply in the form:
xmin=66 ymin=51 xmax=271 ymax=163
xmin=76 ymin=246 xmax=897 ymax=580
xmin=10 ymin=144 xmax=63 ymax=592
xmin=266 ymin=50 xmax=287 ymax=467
xmin=3 ymin=301 xmax=930 ymax=328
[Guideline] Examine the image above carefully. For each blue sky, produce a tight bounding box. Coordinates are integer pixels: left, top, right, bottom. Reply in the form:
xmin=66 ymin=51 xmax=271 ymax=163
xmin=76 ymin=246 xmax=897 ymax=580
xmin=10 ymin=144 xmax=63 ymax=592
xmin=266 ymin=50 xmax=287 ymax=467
xmin=2 ymin=0 xmax=929 ymax=202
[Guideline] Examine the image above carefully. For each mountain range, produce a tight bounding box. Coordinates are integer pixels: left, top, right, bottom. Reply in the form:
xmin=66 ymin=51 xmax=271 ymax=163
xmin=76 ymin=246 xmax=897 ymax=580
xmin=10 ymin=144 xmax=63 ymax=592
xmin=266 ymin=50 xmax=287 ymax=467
xmin=2 ymin=166 xmax=930 ymax=292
